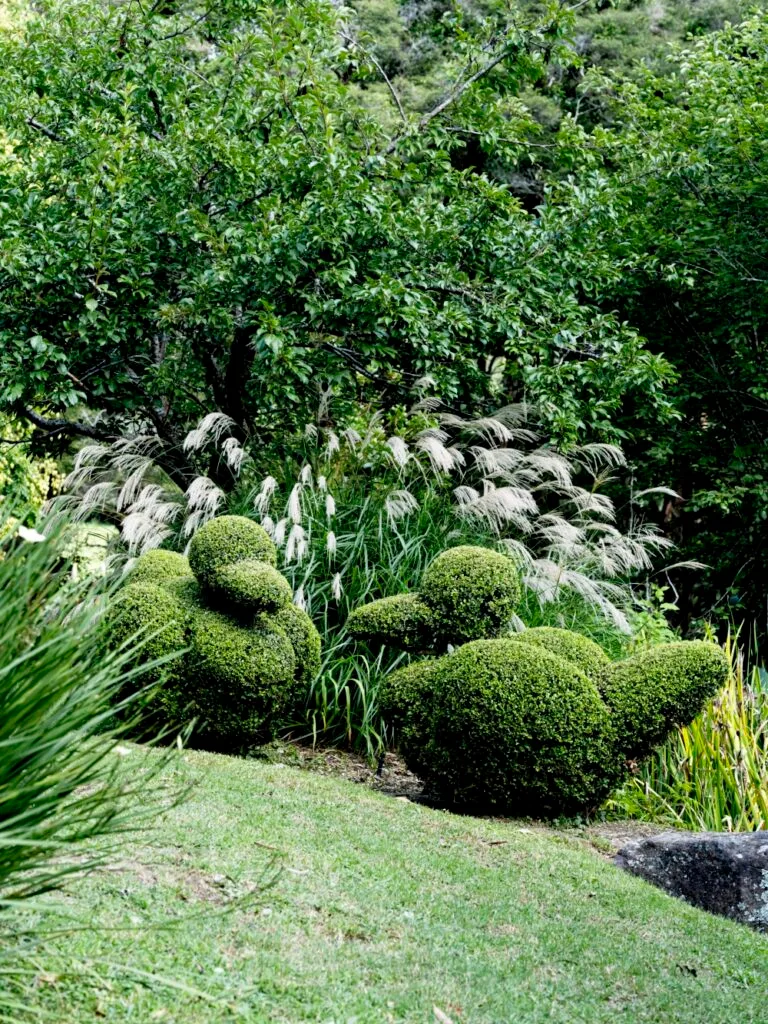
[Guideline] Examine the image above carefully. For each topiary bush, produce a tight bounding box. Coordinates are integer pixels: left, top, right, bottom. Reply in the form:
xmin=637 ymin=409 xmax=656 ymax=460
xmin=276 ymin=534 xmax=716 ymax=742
xmin=348 ymin=546 xmax=731 ymax=815
xmin=347 ymin=593 xmax=436 ymax=651
xmin=511 ymin=626 xmax=611 ymax=679
xmin=107 ymin=515 xmax=320 ymax=747
xmin=413 ymin=639 xmax=621 ymax=815
xmin=420 ymin=546 xmax=522 ymax=645
xmin=599 ymin=640 xmax=730 ymax=760
xmin=348 ymin=545 xmax=521 ymax=652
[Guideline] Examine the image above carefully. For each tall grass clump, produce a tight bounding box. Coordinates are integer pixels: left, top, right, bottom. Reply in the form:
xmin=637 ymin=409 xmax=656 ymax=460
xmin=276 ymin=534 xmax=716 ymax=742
xmin=609 ymin=633 xmax=768 ymax=831
xmin=54 ymin=398 xmax=685 ymax=753
xmin=0 ymin=522 xmax=183 ymax=904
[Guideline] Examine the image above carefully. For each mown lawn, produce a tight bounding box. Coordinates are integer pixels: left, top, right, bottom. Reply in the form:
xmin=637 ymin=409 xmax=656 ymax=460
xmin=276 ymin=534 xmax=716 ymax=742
xmin=8 ymin=749 xmax=768 ymax=1023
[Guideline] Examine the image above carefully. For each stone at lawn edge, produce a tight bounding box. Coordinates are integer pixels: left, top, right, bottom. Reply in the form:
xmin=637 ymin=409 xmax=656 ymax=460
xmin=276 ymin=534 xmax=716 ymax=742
xmin=615 ymin=830 xmax=768 ymax=931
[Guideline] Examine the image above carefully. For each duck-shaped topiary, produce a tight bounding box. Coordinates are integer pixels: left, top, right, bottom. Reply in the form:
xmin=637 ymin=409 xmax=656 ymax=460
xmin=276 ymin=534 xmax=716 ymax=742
xmin=107 ymin=515 xmax=320 ymax=748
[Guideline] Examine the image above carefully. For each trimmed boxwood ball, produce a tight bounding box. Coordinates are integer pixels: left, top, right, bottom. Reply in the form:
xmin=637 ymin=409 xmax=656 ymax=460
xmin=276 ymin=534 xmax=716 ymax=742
xmin=188 ymin=515 xmax=276 ymax=590
xmin=188 ymin=608 xmax=296 ymax=743
xmin=413 ymin=639 xmax=620 ymax=815
xmin=211 ymin=559 xmax=292 ymax=613
xmin=511 ymin=626 xmax=610 ymax=678
xmin=273 ymin=602 xmax=322 ymax=712
xmin=420 ymin=546 xmax=521 ymax=644
xmin=126 ymin=549 xmax=192 ymax=584
xmin=378 ymin=658 xmax=440 ymax=758
xmin=600 ymin=640 xmax=729 ymax=760
xmin=105 ymin=582 xmax=189 ymax=719
xmin=347 ymin=593 xmax=436 ymax=651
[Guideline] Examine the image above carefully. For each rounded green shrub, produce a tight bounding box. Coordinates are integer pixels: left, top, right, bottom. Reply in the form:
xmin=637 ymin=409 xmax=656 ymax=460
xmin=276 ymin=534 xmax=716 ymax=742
xmin=347 ymin=593 xmax=436 ymax=651
xmin=188 ymin=515 xmax=276 ymax=590
xmin=107 ymin=583 xmax=188 ymax=668
xmin=126 ymin=549 xmax=193 ymax=585
xmin=210 ymin=559 xmax=292 ymax=613
xmin=600 ymin=640 xmax=730 ymax=760
xmin=187 ymin=608 xmax=296 ymax=743
xmin=415 ymin=639 xmax=619 ymax=815
xmin=105 ymin=582 xmax=189 ymax=720
xmin=106 ymin=515 xmax=321 ymax=748
xmin=273 ymin=601 xmax=322 ymax=711
xmin=511 ymin=626 xmax=610 ymax=678
xmin=420 ymin=546 xmax=521 ymax=644
xmin=378 ymin=657 xmax=440 ymax=756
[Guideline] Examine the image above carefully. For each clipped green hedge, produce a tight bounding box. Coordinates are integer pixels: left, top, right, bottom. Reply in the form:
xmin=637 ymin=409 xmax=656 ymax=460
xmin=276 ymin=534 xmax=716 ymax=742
xmin=274 ymin=601 xmax=323 ymax=712
xmin=188 ymin=609 xmax=296 ymax=743
xmin=126 ymin=548 xmax=192 ymax=584
xmin=188 ymin=515 xmax=276 ymax=589
xmin=108 ymin=515 xmax=321 ymax=747
xmin=600 ymin=640 xmax=730 ymax=759
xmin=347 ymin=593 xmax=436 ymax=651
xmin=378 ymin=657 xmax=440 ymax=754
xmin=211 ymin=559 xmax=292 ymax=613
xmin=419 ymin=639 xmax=620 ymax=815
xmin=511 ymin=626 xmax=610 ymax=678
xmin=420 ymin=546 xmax=521 ymax=644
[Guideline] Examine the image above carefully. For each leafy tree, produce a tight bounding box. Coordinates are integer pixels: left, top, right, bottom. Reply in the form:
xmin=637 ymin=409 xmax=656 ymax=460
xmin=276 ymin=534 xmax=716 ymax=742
xmin=0 ymin=0 xmax=671 ymax=481
xmin=551 ymin=16 xmax=768 ymax=636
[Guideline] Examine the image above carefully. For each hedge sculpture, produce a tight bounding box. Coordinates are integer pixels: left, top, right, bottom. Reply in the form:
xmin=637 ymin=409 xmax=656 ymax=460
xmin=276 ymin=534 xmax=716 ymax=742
xmin=349 ymin=545 xmax=730 ymax=815
xmin=107 ymin=515 xmax=320 ymax=747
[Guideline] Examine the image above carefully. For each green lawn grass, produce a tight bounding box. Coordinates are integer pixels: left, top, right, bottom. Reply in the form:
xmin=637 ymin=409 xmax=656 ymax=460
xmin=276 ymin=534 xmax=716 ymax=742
xmin=7 ymin=749 xmax=768 ymax=1023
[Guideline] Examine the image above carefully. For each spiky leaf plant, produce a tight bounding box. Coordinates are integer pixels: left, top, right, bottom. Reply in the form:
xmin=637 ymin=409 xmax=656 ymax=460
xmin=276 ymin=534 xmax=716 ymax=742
xmin=0 ymin=523 xmax=184 ymax=904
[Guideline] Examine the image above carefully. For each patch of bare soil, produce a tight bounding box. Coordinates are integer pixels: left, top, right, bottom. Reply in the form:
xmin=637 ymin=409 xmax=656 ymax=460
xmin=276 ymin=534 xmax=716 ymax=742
xmin=251 ymin=741 xmax=425 ymax=800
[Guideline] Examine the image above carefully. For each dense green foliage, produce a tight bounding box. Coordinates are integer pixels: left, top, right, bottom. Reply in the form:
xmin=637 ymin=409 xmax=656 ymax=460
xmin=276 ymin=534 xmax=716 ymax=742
xmin=550 ymin=17 xmax=768 ymax=637
xmin=408 ymin=638 xmax=619 ymax=814
xmin=110 ymin=516 xmax=320 ymax=746
xmin=600 ymin=640 xmax=731 ymax=760
xmin=511 ymin=625 xmax=611 ymax=677
xmin=0 ymin=0 xmax=671 ymax=469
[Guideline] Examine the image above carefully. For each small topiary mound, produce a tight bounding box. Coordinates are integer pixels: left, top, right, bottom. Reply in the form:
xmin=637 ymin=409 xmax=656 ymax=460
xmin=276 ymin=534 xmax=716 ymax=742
xmin=107 ymin=515 xmax=321 ymax=748
xmin=420 ymin=639 xmax=620 ymax=815
xmin=188 ymin=609 xmax=295 ymax=743
xmin=126 ymin=549 xmax=193 ymax=585
xmin=210 ymin=559 xmax=292 ymax=614
xmin=420 ymin=546 xmax=521 ymax=644
xmin=347 ymin=593 xmax=436 ymax=651
xmin=511 ymin=626 xmax=610 ymax=679
xmin=105 ymin=582 xmax=189 ymax=719
xmin=347 ymin=544 xmax=730 ymax=815
xmin=600 ymin=640 xmax=730 ymax=760
xmin=378 ymin=657 xmax=441 ymax=757
xmin=188 ymin=515 xmax=276 ymax=589
xmin=273 ymin=602 xmax=322 ymax=713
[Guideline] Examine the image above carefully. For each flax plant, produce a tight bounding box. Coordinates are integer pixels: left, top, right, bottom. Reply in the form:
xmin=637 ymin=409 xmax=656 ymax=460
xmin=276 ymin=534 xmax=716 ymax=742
xmin=0 ymin=524 xmax=184 ymax=904
xmin=609 ymin=633 xmax=768 ymax=831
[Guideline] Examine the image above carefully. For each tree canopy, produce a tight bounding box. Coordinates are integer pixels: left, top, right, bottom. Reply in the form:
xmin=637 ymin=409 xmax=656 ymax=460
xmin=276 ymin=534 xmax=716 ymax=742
xmin=0 ymin=0 xmax=670 ymax=462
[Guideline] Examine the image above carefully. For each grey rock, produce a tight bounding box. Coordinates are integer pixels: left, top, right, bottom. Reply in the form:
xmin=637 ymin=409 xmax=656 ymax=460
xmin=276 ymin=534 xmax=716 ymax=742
xmin=615 ymin=830 xmax=768 ymax=931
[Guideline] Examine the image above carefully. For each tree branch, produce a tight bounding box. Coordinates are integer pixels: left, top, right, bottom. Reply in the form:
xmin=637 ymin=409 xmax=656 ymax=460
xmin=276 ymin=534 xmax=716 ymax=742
xmin=26 ymin=118 xmax=64 ymax=143
xmin=382 ymin=43 xmax=520 ymax=156
xmin=16 ymin=406 xmax=111 ymax=441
